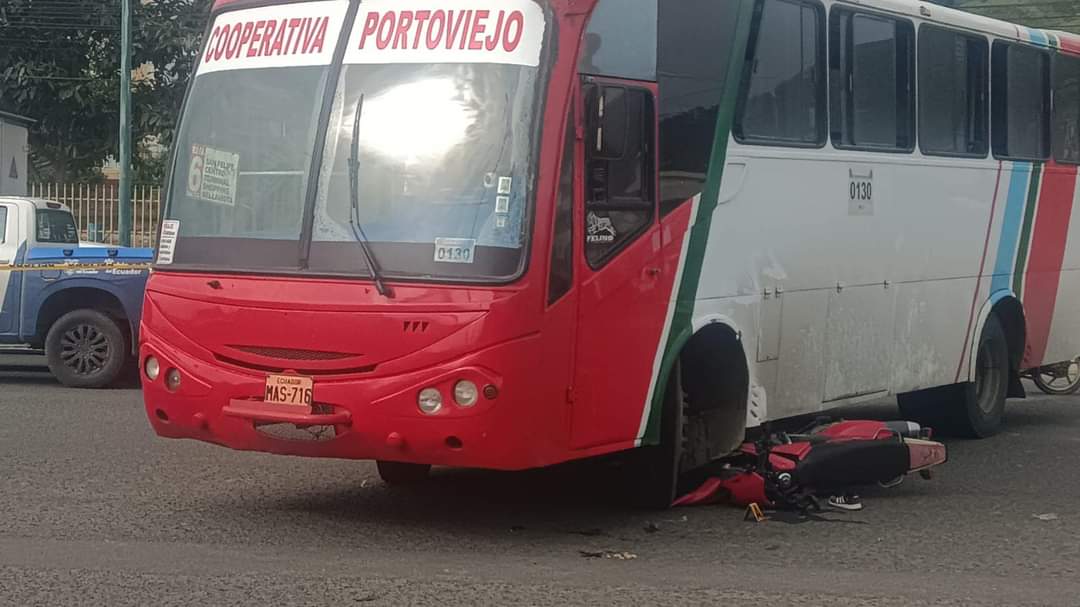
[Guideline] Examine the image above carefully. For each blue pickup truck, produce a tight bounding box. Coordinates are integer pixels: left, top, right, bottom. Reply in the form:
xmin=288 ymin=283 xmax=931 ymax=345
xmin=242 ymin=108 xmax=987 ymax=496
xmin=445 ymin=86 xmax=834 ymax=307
xmin=1 ymin=196 xmax=153 ymax=388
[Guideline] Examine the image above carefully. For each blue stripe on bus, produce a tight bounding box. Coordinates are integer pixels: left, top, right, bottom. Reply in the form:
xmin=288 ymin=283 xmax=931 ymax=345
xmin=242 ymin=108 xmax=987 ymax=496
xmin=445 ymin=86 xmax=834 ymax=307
xmin=1025 ymin=28 xmax=1049 ymax=46
xmin=991 ymin=162 xmax=1032 ymax=293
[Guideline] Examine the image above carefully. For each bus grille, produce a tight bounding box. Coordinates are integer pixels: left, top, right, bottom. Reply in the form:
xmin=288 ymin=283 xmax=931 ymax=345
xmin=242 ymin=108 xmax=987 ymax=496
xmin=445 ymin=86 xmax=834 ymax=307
xmin=227 ymin=345 xmax=355 ymax=361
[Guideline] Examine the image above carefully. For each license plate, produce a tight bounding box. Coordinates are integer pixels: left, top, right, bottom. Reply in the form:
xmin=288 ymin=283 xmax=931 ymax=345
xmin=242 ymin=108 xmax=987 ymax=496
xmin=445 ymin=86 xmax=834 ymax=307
xmin=264 ymin=374 xmax=313 ymax=407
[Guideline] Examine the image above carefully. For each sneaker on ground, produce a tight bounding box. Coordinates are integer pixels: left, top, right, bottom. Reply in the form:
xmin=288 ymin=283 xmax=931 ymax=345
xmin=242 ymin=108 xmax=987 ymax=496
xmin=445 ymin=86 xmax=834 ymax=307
xmin=827 ymin=494 xmax=863 ymax=511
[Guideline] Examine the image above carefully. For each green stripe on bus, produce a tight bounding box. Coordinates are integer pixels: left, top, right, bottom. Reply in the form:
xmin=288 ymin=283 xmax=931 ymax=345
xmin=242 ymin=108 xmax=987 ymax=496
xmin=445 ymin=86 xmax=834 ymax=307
xmin=642 ymin=0 xmax=756 ymax=446
xmin=1013 ymin=162 xmax=1043 ymax=298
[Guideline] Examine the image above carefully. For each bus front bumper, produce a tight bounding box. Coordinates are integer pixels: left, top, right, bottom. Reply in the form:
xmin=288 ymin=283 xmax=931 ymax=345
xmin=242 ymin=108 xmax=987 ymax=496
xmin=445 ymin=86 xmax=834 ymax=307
xmin=139 ymin=327 xmax=568 ymax=471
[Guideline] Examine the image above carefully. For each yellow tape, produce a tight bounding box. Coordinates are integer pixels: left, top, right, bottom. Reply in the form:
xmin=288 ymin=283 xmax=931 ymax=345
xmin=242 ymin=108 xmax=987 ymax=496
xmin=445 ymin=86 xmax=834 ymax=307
xmin=3 ymin=263 xmax=153 ymax=272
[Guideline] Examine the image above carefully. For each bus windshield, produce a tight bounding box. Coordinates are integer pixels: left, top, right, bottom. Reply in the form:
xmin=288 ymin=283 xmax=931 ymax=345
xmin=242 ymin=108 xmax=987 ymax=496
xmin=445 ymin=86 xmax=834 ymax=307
xmin=164 ymin=0 xmax=549 ymax=281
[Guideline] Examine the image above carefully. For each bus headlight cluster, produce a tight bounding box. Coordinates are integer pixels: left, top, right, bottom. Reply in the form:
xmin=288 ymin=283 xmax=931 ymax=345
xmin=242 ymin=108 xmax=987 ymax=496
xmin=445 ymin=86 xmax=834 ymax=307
xmin=417 ymin=380 xmax=481 ymax=414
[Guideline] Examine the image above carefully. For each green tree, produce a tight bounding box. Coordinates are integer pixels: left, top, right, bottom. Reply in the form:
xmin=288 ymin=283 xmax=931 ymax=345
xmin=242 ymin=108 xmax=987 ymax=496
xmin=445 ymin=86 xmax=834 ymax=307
xmin=0 ymin=0 xmax=211 ymax=182
xmin=934 ymin=0 xmax=1080 ymax=34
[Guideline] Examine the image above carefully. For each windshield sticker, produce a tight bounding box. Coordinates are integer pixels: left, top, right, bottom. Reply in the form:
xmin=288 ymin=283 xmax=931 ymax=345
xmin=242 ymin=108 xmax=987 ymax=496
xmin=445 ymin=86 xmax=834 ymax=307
xmin=495 ymin=216 xmax=508 ymax=229
xmin=157 ymin=220 xmax=180 ymax=265
xmin=197 ymin=0 xmax=350 ymax=76
xmin=495 ymin=196 xmax=510 ymax=214
xmin=187 ymin=145 xmax=240 ymax=207
xmin=497 ymin=176 xmax=512 ymax=194
xmin=344 ymin=0 xmax=545 ymax=67
xmin=586 ymin=212 xmax=616 ymax=244
xmin=434 ymin=237 xmax=477 ymax=264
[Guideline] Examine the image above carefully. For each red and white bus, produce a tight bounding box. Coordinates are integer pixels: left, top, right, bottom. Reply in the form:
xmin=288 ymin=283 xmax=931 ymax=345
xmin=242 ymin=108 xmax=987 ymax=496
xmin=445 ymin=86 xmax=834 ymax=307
xmin=142 ymin=0 xmax=1080 ymax=506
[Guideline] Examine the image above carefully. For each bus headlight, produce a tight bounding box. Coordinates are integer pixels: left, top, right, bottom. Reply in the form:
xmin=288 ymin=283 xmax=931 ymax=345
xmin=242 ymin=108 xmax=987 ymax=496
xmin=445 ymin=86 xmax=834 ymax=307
xmin=453 ymin=380 xmax=479 ymax=407
xmin=144 ymin=356 xmax=160 ymax=381
xmin=418 ymin=387 xmax=443 ymax=414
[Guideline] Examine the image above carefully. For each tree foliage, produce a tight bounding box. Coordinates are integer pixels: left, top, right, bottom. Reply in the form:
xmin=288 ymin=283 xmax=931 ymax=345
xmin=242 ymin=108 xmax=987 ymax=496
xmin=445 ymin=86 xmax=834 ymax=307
xmin=933 ymin=1 xmax=1080 ymax=34
xmin=0 ymin=0 xmax=211 ymax=182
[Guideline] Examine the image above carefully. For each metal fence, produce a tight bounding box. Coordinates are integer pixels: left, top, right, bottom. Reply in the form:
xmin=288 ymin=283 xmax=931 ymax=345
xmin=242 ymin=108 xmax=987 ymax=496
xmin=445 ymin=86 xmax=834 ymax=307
xmin=29 ymin=183 xmax=162 ymax=248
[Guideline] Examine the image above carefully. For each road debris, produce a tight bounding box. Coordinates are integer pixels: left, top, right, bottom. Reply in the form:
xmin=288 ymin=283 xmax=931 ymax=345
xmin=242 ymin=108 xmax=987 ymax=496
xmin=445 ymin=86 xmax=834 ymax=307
xmin=1033 ymin=513 xmax=1060 ymax=521
xmin=579 ymin=550 xmax=638 ymax=560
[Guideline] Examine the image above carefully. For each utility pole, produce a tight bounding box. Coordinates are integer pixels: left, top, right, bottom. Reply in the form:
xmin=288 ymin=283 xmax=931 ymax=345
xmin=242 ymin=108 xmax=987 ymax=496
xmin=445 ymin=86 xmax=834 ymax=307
xmin=118 ymin=0 xmax=133 ymax=247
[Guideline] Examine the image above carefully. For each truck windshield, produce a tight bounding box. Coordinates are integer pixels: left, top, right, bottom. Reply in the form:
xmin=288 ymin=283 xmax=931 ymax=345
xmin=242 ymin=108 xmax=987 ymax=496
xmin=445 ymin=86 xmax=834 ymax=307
xmin=163 ymin=0 xmax=549 ymax=281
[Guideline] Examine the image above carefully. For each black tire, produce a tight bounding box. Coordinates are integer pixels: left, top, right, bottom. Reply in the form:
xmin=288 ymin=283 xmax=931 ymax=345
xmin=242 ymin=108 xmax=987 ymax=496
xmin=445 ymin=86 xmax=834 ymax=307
xmin=956 ymin=315 xmax=1009 ymax=437
xmin=45 ymin=309 xmax=128 ymax=389
xmin=624 ymin=359 xmax=685 ymax=510
xmin=897 ymin=384 xmax=957 ymax=435
xmin=897 ymin=315 xmax=1009 ymax=438
xmin=376 ymin=461 xmax=431 ymax=485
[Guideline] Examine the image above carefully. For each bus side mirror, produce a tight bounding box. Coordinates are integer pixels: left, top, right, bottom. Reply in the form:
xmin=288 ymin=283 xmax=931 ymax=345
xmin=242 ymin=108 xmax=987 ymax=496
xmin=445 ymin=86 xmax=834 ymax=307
xmin=588 ymin=85 xmax=629 ymax=160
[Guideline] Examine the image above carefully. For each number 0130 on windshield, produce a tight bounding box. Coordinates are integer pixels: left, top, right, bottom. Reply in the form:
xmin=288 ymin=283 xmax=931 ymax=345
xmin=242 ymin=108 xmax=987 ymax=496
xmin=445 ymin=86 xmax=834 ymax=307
xmin=264 ymin=374 xmax=314 ymax=407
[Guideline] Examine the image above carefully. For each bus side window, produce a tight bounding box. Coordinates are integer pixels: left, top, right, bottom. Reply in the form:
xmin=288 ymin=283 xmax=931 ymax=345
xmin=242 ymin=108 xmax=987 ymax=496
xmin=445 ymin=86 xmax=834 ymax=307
xmin=917 ymin=25 xmax=989 ymax=158
xmin=991 ymin=41 xmax=1050 ymax=160
xmin=830 ymin=9 xmax=915 ymax=152
xmin=1053 ymin=53 xmax=1080 ymax=165
xmin=583 ymin=84 xmax=655 ymax=268
xmin=734 ymin=0 xmax=826 ymax=147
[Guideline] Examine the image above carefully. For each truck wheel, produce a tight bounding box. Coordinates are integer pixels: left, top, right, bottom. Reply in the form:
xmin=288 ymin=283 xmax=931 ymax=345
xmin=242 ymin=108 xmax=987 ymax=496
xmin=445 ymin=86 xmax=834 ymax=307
xmin=45 ymin=309 xmax=128 ymax=389
xmin=376 ymin=461 xmax=431 ymax=485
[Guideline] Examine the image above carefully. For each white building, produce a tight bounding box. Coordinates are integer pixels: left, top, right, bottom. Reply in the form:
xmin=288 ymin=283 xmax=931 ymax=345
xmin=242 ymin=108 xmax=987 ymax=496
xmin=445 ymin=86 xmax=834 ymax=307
xmin=0 ymin=111 xmax=32 ymax=196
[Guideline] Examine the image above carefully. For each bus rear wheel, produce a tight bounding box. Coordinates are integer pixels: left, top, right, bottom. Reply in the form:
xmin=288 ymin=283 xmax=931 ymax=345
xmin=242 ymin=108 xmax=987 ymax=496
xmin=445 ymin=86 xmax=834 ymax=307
xmin=897 ymin=315 xmax=1008 ymax=438
xmin=955 ymin=315 xmax=1008 ymax=438
xmin=376 ymin=461 xmax=431 ymax=485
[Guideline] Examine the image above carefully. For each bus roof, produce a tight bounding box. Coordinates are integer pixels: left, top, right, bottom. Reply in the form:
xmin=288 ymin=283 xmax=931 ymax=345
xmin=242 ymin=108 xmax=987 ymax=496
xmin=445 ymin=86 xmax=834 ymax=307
xmin=206 ymin=0 xmax=1080 ymax=54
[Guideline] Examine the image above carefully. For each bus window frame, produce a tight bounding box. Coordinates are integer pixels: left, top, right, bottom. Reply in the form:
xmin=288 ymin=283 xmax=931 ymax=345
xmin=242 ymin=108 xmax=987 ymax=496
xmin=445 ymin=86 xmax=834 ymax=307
xmin=581 ymin=77 xmax=658 ymax=271
xmin=991 ymin=40 xmax=1052 ymax=162
xmin=1052 ymin=51 xmax=1080 ymax=166
xmin=916 ymin=23 xmax=990 ymax=160
xmin=733 ymin=0 xmax=828 ymax=150
xmin=829 ymin=6 xmax=917 ymax=155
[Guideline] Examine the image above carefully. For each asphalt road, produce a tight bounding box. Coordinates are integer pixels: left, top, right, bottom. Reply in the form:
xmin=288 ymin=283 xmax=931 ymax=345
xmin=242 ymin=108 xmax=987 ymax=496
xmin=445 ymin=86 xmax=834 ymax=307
xmin=3 ymin=354 xmax=1080 ymax=606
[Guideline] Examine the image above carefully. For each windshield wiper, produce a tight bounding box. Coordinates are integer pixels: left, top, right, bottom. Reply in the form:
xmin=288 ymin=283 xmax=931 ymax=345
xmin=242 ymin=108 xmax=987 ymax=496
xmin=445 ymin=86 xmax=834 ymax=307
xmin=347 ymin=93 xmax=393 ymax=298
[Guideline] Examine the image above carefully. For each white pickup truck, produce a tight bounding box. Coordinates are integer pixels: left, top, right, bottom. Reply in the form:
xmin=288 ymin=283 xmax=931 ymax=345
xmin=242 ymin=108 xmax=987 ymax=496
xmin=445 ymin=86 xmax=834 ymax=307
xmin=0 ymin=197 xmax=154 ymax=387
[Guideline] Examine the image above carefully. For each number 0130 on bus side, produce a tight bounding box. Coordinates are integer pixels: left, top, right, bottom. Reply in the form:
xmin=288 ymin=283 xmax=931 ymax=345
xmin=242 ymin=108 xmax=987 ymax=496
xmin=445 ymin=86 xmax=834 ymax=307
xmin=264 ymin=374 xmax=314 ymax=407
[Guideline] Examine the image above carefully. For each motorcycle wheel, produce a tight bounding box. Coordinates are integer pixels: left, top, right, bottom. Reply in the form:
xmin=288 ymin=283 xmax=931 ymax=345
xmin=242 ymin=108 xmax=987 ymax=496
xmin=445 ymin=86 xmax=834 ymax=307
xmin=1032 ymin=359 xmax=1080 ymax=395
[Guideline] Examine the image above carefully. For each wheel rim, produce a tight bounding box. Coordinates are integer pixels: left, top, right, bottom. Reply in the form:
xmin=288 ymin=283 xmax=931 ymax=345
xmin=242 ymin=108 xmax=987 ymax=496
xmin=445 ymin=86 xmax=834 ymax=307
xmin=1036 ymin=360 xmax=1080 ymax=393
xmin=975 ymin=338 xmax=1003 ymax=413
xmin=59 ymin=323 xmax=110 ymax=376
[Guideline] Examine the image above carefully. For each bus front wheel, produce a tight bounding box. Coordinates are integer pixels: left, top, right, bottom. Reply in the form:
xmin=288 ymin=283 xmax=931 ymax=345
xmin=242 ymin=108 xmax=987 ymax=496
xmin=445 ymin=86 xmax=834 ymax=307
xmin=625 ymin=360 xmax=685 ymax=510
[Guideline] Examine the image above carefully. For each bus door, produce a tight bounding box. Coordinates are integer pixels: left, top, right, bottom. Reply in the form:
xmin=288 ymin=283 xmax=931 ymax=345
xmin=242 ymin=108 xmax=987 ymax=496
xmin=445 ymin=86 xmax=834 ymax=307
xmin=570 ymin=79 xmax=668 ymax=449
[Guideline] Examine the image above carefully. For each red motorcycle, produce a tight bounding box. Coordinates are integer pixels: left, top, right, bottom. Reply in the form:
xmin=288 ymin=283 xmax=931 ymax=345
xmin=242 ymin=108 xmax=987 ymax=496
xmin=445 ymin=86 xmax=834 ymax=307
xmin=674 ymin=419 xmax=948 ymax=512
